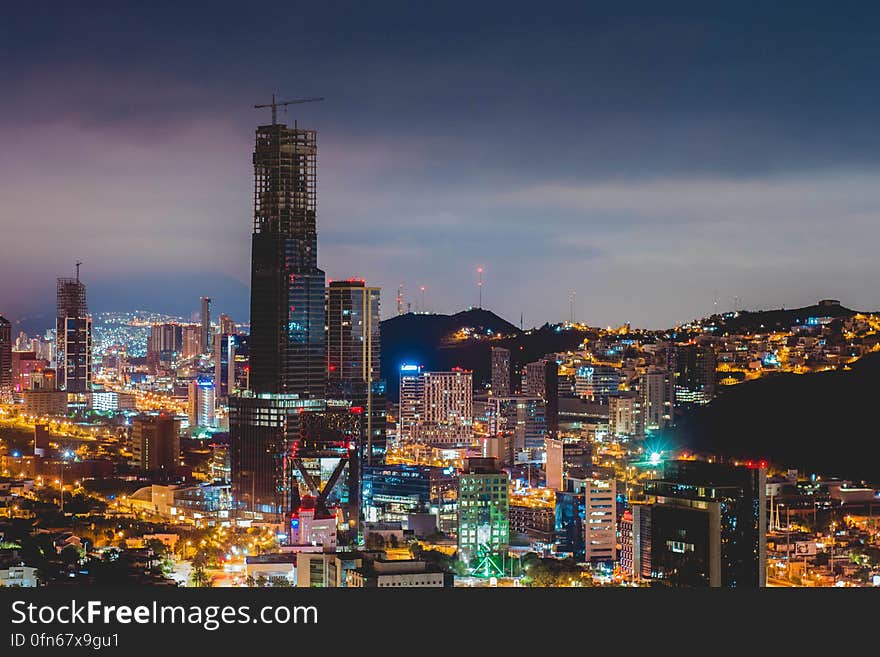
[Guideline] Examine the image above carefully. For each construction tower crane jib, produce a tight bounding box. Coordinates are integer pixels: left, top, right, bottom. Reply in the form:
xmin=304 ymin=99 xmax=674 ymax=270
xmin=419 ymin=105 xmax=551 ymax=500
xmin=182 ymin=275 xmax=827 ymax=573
xmin=253 ymin=94 xmax=324 ymax=125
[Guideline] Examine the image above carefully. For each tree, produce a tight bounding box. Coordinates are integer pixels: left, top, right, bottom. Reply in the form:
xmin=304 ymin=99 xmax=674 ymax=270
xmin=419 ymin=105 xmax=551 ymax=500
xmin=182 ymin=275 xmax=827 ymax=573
xmin=269 ymin=575 xmax=292 ymax=588
xmin=190 ymin=551 xmax=212 ymax=587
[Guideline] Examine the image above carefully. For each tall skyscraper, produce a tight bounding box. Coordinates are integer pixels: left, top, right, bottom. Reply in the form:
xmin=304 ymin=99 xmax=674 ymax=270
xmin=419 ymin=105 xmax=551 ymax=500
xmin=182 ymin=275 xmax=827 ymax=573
xmin=248 ymin=123 xmax=325 ymax=398
xmin=490 ymin=346 xmax=510 ymax=396
xmin=635 ymin=460 xmax=766 ymax=587
xmin=417 ymin=369 xmax=473 ymax=445
xmin=0 ymin=315 xmax=12 ymax=397
xmin=230 ymin=110 xmax=336 ymax=521
xmin=56 ymin=269 xmax=92 ymax=393
xmin=326 ymin=280 xmax=385 ymax=464
xmin=200 ymin=296 xmax=212 ymax=354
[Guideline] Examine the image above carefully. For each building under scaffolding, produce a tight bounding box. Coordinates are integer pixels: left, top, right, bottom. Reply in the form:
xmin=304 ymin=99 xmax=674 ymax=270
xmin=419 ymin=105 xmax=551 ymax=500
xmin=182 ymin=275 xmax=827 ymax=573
xmin=56 ymin=272 xmax=92 ymax=393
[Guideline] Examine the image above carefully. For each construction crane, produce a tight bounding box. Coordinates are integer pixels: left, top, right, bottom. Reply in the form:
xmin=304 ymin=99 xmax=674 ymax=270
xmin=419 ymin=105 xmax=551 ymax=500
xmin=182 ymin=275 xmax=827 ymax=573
xmin=254 ymin=94 xmax=324 ymax=125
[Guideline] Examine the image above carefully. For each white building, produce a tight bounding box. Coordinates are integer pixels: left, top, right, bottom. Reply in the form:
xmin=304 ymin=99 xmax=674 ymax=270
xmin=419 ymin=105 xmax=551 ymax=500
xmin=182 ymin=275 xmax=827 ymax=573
xmin=0 ymin=565 xmax=38 ymax=587
xmin=585 ymin=478 xmax=617 ymax=563
xmin=188 ymin=378 xmax=216 ymax=429
xmin=640 ymin=370 xmax=674 ymax=431
xmin=347 ymin=559 xmax=452 ymax=587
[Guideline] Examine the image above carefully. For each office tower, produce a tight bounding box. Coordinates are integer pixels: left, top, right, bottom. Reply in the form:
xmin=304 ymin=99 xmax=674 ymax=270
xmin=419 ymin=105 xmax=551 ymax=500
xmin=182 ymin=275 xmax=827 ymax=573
xmin=148 ymin=323 xmax=182 ymax=358
xmin=215 ymin=333 xmax=234 ymax=402
xmin=522 ymin=358 xmax=558 ymax=437
xmin=247 ymin=123 xmax=325 ymax=399
xmin=640 ymin=369 xmax=674 ymax=431
xmin=674 ymin=344 xmax=716 ymax=405
xmin=544 ymin=435 xmax=592 ymax=491
xmin=397 ymin=364 xmax=424 ymax=441
xmin=636 ymin=460 xmax=767 ymax=587
xmin=584 ymin=478 xmax=616 ymax=563
xmin=609 ymin=393 xmax=642 ymax=438
xmin=484 ymin=396 xmax=546 ymax=463
xmin=523 ymin=359 xmax=549 ymax=397
xmin=218 ymin=313 xmax=236 ymax=336
xmin=417 ymin=369 xmax=473 ymax=445
xmin=131 ymin=414 xmax=180 ymax=474
xmin=361 ymin=463 xmax=458 ymax=534
xmin=458 ymin=457 xmax=509 ymax=576
xmin=326 ymin=279 xmax=385 ymax=464
xmin=56 ymin=271 xmax=92 ymax=393
xmin=575 ymin=365 xmax=620 ymax=403
xmin=619 ymin=509 xmax=635 ymax=577
xmin=181 ymin=325 xmax=202 ymax=359
xmin=200 ymin=296 xmax=212 ymax=354
xmin=188 ymin=377 xmax=216 ymax=429
xmin=490 ymin=346 xmax=510 ymax=396
xmin=0 ymin=315 xmax=11 ymax=396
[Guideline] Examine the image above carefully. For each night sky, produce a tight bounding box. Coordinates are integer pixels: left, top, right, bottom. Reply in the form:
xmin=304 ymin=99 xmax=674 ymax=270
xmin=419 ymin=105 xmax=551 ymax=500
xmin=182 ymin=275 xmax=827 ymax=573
xmin=3 ymin=1 xmax=880 ymax=329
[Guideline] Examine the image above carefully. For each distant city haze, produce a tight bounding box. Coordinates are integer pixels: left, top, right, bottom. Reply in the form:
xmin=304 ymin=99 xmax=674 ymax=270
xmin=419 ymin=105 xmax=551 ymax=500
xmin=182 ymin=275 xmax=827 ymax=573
xmin=4 ymin=2 xmax=880 ymax=329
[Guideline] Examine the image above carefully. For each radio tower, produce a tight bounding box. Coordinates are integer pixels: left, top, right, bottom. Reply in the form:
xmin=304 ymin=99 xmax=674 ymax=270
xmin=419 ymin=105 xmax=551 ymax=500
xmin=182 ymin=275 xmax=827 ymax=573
xmin=477 ymin=267 xmax=483 ymax=309
xmin=397 ymin=285 xmax=404 ymax=315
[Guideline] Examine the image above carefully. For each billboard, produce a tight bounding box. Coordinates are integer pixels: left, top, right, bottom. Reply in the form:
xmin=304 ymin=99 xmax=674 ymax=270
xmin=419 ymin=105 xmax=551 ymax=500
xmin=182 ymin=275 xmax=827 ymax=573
xmin=794 ymin=541 xmax=817 ymax=556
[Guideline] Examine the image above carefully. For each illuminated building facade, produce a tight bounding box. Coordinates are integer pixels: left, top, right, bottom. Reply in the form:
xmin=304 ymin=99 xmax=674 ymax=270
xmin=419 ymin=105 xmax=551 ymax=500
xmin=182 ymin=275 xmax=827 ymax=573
xmin=397 ymin=364 xmax=423 ymax=441
xmin=673 ymin=344 xmax=716 ymax=405
xmin=575 ymin=365 xmax=620 ymax=403
xmin=188 ymin=376 xmax=216 ymax=429
xmin=361 ymin=463 xmax=458 ymax=534
xmin=639 ymin=369 xmax=674 ymax=431
xmin=584 ymin=478 xmax=617 ymax=563
xmin=458 ymin=457 xmax=509 ymax=575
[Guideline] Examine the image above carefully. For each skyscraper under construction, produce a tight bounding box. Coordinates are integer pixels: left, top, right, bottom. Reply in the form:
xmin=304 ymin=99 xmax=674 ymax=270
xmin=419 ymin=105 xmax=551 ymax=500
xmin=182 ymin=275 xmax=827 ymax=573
xmin=56 ymin=268 xmax=92 ymax=394
xmin=231 ymin=104 xmax=362 ymax=524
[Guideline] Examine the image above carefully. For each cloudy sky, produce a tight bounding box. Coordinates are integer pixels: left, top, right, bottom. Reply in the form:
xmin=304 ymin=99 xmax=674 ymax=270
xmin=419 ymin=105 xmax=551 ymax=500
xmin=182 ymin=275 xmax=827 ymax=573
xmin=2 ymin=1 xmax=880 ymax=329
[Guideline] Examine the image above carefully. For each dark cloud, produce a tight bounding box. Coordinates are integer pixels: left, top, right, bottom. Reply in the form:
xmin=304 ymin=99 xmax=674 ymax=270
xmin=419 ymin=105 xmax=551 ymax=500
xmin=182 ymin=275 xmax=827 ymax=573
xmin=3 ymin=1 xmax=880 ymax=328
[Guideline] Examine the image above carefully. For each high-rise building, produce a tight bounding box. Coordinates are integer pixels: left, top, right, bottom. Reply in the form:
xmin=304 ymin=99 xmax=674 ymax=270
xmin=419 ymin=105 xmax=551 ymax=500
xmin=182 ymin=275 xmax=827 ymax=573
xmin=636 ymin=460 xmax=767 ymax=587
xmin=397 ymin=364 xmax=424 ymax=441
xmin=131 ymin=414 xmax=180 ymax=474
xmin=247 ymin=123 xmax=325 ymax=399
xmin=640 ymin=369 xmax=674 ymax=431
xmin=181 ymin=325 xmax=202 ymax=360
xmin=609 ymin=393 xmax=642 ymax=438
xmin=148 ymin=323 xmax=182 ymax=358
xmin=218 ymin=313 xmax=236 ymax=336
xmin=326 ymin=280 xmax=385 ymax=464
xmin=482 ymin=395 xmax=546 ymax=463
xmin=0 ymin=315 xmax=11 ymax=397
xmin=575 ymin=365 xmax=620 ymax=403
xmin=56 ymin=271 xmax=92 ymax=393
xmin=416 ymin=369 xmax=473 ymax=445
xmin=673 ymin=344 xmax=716 ymax=405
xmin=490 ymin=346 xmax=510 ymax=396
xmin=200 ymin=296 xmax=212 ymax=354
xmin=188 ymin=377 xmax=216 ymax=429
xmin=458 ymin=457 xmax=509 ymax=576
xmin=522 ymin=358 xmax=558 ymax=437
xmin=584 ymin=478 xmax=617 ymax=563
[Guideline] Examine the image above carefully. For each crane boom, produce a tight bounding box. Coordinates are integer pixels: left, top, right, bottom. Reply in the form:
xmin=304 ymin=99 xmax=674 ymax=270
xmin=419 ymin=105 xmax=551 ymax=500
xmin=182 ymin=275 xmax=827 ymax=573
xmin=254 ymin=94 xmax=324 ymax=125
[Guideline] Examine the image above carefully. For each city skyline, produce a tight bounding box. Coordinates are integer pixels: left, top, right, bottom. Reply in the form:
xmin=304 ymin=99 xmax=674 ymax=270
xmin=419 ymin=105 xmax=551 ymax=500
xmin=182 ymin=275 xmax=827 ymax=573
xmin=5 ymin=3 xmax=880 ymax=328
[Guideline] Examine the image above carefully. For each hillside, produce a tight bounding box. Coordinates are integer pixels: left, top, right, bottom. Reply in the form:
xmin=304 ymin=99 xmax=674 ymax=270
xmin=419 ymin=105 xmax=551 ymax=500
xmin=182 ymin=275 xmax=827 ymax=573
xmin=380 ymin=308 xmax=594 ymax=398
xmin=670 ymin=352 xmax=880 ymax=485
xmin=698 ymin=301 xmax=858 ymax=335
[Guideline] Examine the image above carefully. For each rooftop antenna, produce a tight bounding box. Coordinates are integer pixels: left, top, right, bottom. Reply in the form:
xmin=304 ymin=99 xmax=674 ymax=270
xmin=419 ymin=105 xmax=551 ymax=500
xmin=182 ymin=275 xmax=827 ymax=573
xmin=75 ymin=261 xmax=82 ymax=283
xmin=254 ymin=94 xmax=324 ymax=125
xmin=477 ymin=267 xmax=484 ymax=309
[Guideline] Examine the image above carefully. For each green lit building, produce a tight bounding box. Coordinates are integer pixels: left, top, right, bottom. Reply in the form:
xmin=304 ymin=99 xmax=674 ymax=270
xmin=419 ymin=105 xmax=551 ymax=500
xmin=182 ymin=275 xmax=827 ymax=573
xmin=457 ymin=457 xmax=509 ymax=577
